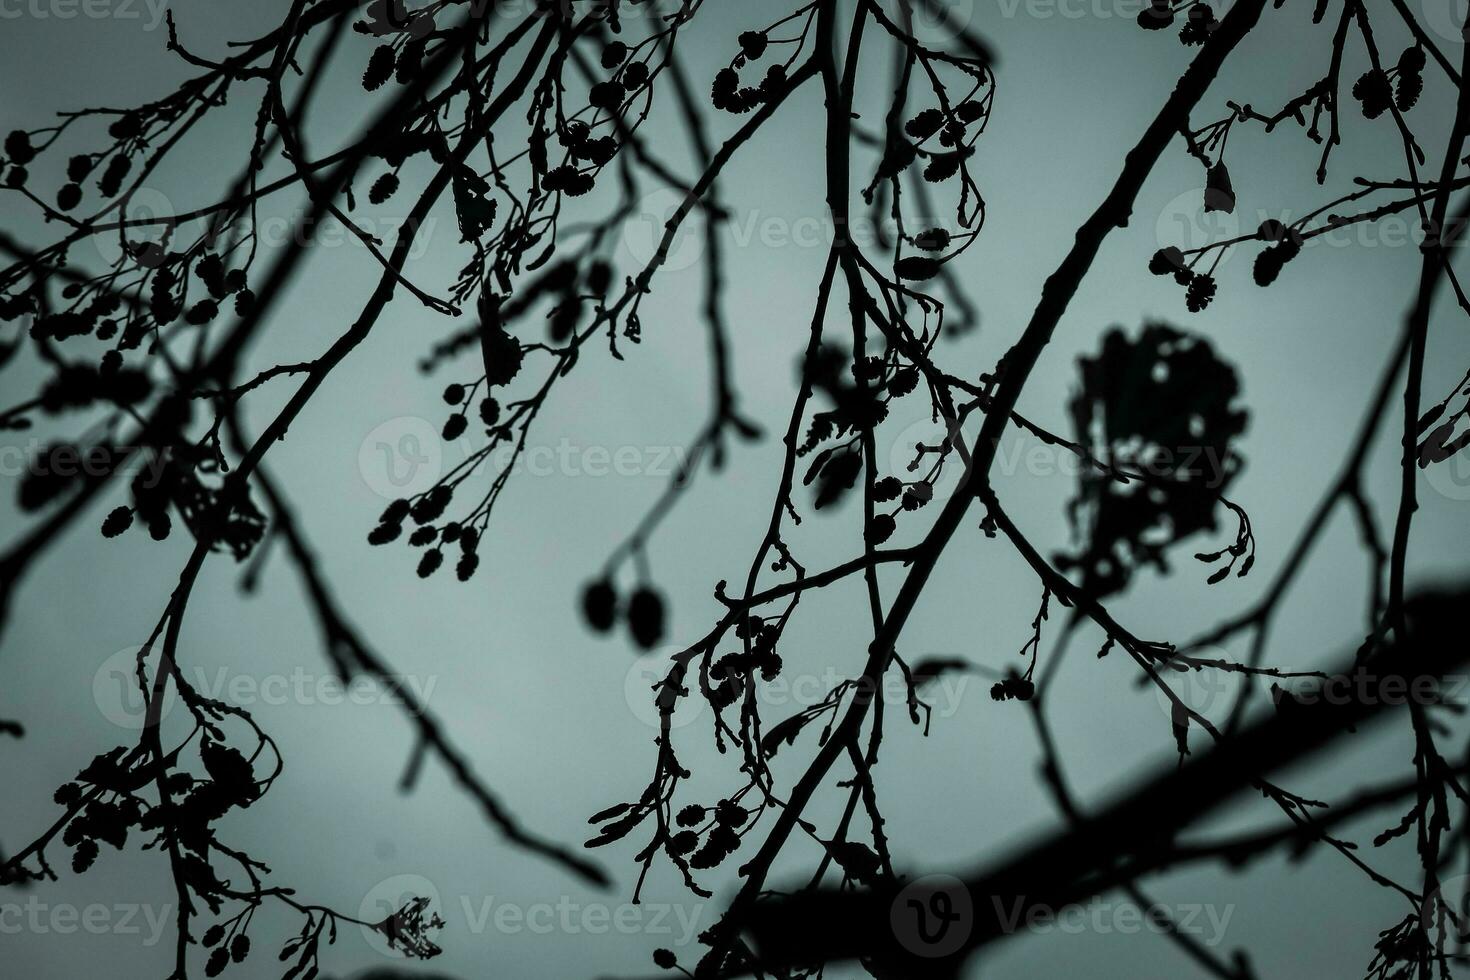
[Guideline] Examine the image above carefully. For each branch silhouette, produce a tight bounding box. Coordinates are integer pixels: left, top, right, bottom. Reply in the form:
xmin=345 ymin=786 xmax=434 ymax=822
xmin=743 ymin=586 xmax=1470 ymax=977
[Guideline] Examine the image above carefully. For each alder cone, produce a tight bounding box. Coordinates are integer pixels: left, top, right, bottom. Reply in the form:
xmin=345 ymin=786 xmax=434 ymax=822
xmin=627 ymin=587 xmax=665 ymax=650
xmin=582 ymin=580 xmax=617 ymax=633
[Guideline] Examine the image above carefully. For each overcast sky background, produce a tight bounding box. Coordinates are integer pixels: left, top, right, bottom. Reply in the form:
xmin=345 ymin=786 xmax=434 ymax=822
xmin=4 ymin=1 xmax=1470 ymax=977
